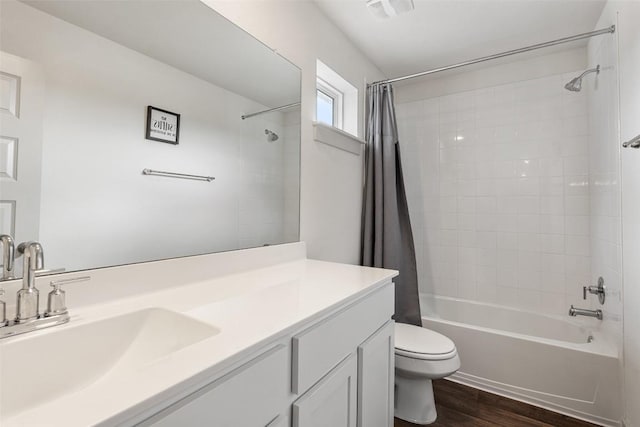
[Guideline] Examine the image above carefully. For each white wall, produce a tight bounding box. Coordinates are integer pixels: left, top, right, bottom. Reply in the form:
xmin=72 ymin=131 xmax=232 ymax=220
xmin=395 ymin=50 xmax=596 ymax=318
xmin=1 ymin=1 xmax=297 ymax=271
xmin=586 ymin=0 xmax=623 ymax=363
xmin=207 ymin=0 xmax=386 ymax=264
xmin=615 ymin=1 xmax=640 ymax=425
xmin=591 ymin=3 xmax=640 ymax=425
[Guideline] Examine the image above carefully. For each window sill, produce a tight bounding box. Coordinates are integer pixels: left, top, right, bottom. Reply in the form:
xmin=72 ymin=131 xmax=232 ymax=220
xmin=312 ymin=122 xmax=365 ymax=155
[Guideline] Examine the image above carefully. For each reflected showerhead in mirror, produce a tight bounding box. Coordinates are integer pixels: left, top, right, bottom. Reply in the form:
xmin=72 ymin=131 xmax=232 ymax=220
xmin=564 ymin=65 xmax=600 ymax=92
xmin=265 ymin=129 xmax=279 ymax=142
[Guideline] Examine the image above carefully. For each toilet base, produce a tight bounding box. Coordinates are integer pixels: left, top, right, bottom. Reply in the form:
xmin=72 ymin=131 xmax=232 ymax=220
xmin=395 ymin=375 xmax=437 ymax=425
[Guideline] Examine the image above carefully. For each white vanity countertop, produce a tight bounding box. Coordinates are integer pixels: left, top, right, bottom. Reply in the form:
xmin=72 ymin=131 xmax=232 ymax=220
xmin=1 ymin=246 xmax=397 ymax=427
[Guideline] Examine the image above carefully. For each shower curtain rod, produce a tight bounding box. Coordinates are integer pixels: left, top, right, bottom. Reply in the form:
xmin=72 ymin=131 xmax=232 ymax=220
xmin=241 ymin=102 xmax=301 ymax=120
xmin=368 ymin=25 xmax=615 ymax=86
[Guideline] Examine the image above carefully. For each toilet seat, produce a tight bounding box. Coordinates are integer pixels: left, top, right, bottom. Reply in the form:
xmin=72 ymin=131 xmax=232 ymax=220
xmin=395 ymin=323 xmax=457 ymax=361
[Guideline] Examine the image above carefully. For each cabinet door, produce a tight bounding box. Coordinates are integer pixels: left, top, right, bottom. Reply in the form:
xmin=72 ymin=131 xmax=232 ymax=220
xmin=357 ymin=320 xmax=394 ymax=427
xmin=293 ymin=353 xmax=357 ymax=427
xmin=142 ymin=344 xmax=287 ymax=427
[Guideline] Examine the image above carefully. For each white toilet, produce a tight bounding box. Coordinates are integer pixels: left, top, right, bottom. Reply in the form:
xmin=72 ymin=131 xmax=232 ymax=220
xmin=394 ymin=322 xmax=460 ymax=425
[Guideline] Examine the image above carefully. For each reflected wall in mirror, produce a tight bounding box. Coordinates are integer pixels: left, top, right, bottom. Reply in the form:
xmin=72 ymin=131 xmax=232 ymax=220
xmin=0 ymin=0 xmax=301 ymax=278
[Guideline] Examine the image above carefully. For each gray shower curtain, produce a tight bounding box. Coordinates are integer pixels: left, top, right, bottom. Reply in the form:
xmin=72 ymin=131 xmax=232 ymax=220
xmin=361 ymin=83 xmax=422 ymax=326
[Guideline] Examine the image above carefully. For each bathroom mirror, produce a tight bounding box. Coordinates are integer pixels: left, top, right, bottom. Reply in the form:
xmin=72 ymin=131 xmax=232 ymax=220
xmin=0 ymin=0 xmax=301 ymax=277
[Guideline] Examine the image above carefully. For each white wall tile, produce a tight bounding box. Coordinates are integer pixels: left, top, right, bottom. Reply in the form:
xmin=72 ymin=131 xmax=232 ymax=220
xmin=540 ymin=196 xmax=564 ymax=215
xmin=539 ymin=158 xmax=564 ymax=176
xmin=458 ymin=230 xmax=477 ymax=247
xmin=565 ymin=215 xmax=590 ymax=236
xmin=540 ymin=234 xmax=565 ymax=254
xmin=476 ymin=231 xmax=497 ymax=248
xmin=565 ymin=196 xmax=590 ymax=215
xmin=517 ymin=214 xmax=540 ymax=233
xmin=477 ymin=248 xmax=497 ymax=266
xmin=540 ymin=215 xmax=565 ymax=234
xmin=563 ymin=156 xmax=589 ymax=175
xmin=397 ymin=69 xmax=590 ymax=311
xmin=565 ymin=235 xmax=590 ymax=256
xmin=497 ymin=232 xmax=518 ymax=249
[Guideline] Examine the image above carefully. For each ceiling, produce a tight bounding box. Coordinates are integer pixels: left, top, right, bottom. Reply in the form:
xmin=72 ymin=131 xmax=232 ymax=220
xmin=313 ymin=0 xmax=607 ymax=80
xmin=22 ymin=0 xmax=300 ymax=108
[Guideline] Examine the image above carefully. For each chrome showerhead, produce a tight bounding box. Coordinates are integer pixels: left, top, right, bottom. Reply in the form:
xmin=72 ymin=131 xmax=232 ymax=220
xmin=564 ymin=65 xmax=600 ymax=92
xmin=564 ymin=77 xmax=583 ymax=92
xmin=265 ymin=129 xmax=279 ymax=142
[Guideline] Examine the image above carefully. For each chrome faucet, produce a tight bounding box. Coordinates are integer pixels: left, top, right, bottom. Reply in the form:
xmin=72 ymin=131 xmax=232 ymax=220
xmin=0 ymin=239 xmax=88 ymax=339
xmin=15 ymin=241 xmax=44 ymax=322
xmin=0 ymin=234 xmax=15 ymax=280
xmin=569 ymin=305 xmax=603 ymax=320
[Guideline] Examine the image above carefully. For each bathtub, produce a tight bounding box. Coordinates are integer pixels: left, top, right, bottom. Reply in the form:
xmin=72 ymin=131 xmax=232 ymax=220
xmin=420 ymin=295 xmax=621 ymax=426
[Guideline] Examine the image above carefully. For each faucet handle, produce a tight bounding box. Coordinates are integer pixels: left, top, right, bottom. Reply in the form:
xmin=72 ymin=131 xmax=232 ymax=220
xmin=49 ymin=276 xmax=91 ymax=287
xmin=582 ymin=277 xmax=606 ymax=304
xmin=0 ymin=289 xmax=6 ymax=326
xmin=0 ymin=235 xmax=15 ymax=280
xmin=45 ymin=276 xmax=90 ymax=317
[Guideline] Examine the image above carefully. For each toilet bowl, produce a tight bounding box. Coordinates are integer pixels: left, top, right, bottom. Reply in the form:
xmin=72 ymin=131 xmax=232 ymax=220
xmin=394 ymin=322 xmax=460 ymax=425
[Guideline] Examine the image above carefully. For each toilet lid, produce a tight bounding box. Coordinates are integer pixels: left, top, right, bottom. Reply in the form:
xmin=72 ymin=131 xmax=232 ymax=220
xmin=395 ymin=323 xmax=456 ymax=356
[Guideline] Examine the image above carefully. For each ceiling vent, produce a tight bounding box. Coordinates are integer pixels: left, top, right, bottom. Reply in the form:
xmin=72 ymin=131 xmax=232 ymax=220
xmin=366 ymin=0 xmax=415 ymax=19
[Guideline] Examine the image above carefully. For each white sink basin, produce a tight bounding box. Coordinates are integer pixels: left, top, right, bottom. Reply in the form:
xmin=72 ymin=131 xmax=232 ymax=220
xmin=0 ymin=308 xmax=219 ymax=419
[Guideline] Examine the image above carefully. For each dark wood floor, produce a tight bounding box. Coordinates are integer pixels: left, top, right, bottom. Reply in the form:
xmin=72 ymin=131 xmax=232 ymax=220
xmin=394 ymin=380 xmax=601 ymax=427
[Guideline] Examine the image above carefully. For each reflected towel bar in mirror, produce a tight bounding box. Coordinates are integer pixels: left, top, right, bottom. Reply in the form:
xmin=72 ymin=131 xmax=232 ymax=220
xmin=142 ymin=169 xmax=215 ymax=182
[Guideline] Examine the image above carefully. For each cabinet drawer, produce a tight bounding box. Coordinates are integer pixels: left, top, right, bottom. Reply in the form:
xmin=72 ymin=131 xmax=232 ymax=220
xmin=142 ymin=344 xmax=288 ymax=427
xmin=292 ymin=282 xmax=394 ymax=394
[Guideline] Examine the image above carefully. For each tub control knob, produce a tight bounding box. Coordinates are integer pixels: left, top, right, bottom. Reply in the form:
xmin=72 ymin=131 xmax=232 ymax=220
xmin=582 ymin=277 xmax=606 ymax=305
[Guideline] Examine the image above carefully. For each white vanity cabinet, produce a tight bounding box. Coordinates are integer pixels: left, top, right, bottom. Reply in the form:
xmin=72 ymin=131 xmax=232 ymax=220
xmin=289 ymin=320 xmax=395 ymax=427
xmin=137 ymin=281 xmax=394 ymax=427
xmin=290 ymin=282 xmax=394 ymax=427
xmin=141 ymin=344 xmax=289 ymax=427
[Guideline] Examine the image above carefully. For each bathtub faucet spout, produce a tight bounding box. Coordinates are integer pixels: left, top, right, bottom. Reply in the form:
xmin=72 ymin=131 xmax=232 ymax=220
xmin=569 ymin=305 xmax=603 ymax=320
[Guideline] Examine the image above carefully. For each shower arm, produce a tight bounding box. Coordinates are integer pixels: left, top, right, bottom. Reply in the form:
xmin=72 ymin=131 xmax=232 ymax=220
xmin=577 ymin=65 xmax=600 ymax=80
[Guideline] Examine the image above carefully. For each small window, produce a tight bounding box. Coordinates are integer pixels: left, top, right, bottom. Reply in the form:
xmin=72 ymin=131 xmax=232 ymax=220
xmin=316 ymin=60 xmax=356 ymax=135
xmin=316 ymin=88 xmax=335 ymax=127
xmin=316 ymin=78 xmax=343 ymax=128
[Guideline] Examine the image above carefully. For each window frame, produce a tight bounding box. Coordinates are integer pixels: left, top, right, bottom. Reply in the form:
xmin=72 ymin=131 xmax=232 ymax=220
xmin=316 ymin=77 xmax=344 ymax=130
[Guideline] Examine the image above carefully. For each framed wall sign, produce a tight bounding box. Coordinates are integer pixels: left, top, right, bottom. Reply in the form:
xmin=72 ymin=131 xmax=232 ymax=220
xmin=146 ymin=106 xmax=180 ymax=144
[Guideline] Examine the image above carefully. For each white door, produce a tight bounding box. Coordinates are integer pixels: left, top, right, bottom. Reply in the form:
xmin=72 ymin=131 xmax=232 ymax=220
xmin=0 ymin=51 xmax=44 ymax=249
xmin=293 ymin=353 xmax=357 ymax=427
xmin=357 ymin=320 xmax=394 ymax=427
